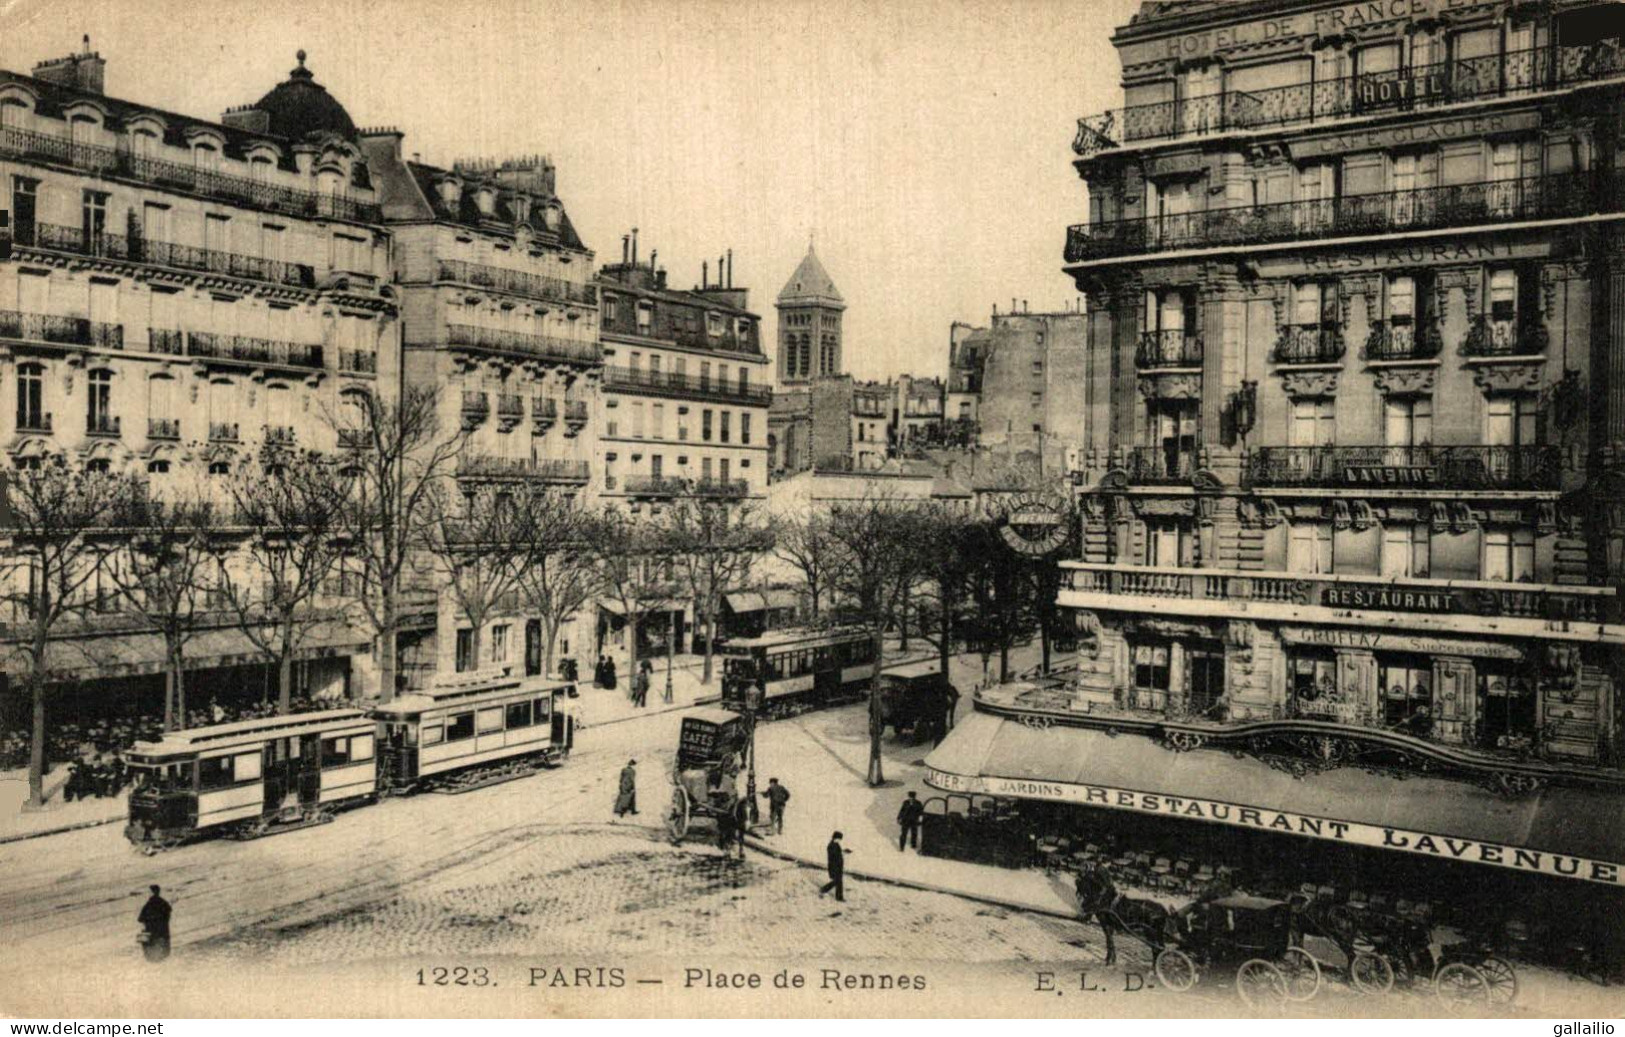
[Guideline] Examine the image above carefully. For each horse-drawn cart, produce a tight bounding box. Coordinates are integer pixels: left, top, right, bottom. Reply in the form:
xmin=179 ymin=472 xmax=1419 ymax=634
xmin=667 ymin=708 xmax=748 ymax=845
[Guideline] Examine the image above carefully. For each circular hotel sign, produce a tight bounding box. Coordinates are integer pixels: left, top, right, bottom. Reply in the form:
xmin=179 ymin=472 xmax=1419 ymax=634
xmin=997 ymin=492 xmax=1070 ymax=557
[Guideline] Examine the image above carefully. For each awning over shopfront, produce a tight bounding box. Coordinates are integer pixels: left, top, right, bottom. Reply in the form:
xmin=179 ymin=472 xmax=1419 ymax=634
xmin=724 ymin=590 xmax=799 ymax=614
xmin=925 ymin=711 xmax=1625 ymax=888
xmin=2 ymin=620 xmax=371 ymax=682
xmin=598 ymin=598 xmax=687 ymax=616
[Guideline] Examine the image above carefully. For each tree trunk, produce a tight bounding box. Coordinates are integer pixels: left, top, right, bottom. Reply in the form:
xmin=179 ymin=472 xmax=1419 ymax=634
xmin=378 ymin=593 xmax=398 ymax=703
xmin=163 ymin=666 xmax=176 ymax=733
xmin=899 ymin=592 xmax=910 ymax=651
xmin=701 ymin=604 xmax=716 ymax=684
xmin=1040 ymin=610 xmax=1052 ymax=675
xmin=938 ymin=597 xmax=952 ymax=681
xmin=866 ymin=628 xmax=886 ymax=786
xmin=27 ymin=660 xmax=45 ymax=808
xmin=625 ymin=612 xmax=640 ymax=694
xmin=278 ymin=646 xmax=294 ymax=715
xmin=999 ymin=636 xmax=1010 ymax=683
xmin=174 ymin=651 xmax=187 ymax=729
xmin=542 ymin=615 xmax=558 ymax=678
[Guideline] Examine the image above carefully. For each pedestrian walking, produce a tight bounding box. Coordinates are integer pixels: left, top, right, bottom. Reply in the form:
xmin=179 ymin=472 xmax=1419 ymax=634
xmin=603 ymin=655 xmax=618 ymax=692
xmin=138 ymin=884 xmax=171 ymax=963
xmin=819 ymin=831 xmax=850 ymax=902
xmin=732 ymin=795 xmax=750 ymax=859
xmin=897 ymin=790 xmax=925 ymax=852
xmin=613 ymin=759 xmax=638 ymax=819
xmin=632 ymin=661 xmax=650 ymax=708
xmin=760 ymin=777 xmax=790 ymax=835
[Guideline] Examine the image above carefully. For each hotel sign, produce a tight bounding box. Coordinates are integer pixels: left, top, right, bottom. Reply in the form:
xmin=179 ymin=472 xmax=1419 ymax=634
xmin=1129 ymin=0 xmax=1470 ymax=62
xmin=926 ymin=767 xmax=1621 ymax=887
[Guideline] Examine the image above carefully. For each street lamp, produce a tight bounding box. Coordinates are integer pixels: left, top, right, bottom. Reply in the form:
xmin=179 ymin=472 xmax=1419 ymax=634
xmin=744 ymin=681 xmax=764 ymax=824
xmin=664 ymin=610 xmax=675 ymax=704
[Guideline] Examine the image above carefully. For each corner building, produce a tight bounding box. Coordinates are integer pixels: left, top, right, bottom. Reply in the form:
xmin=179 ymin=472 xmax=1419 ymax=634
xmin=930 ymin=0 xmax=1625 ymax=961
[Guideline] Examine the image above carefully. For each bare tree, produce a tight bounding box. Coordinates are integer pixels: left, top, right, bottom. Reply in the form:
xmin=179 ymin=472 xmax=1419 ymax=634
xmin=0 ymin=458 xmax=142 ymax=806
xmin=110 ymin=491 xmax=222 ymax=731
xmin=911 ymin=504 xmax=983 ymax=685
xmin=219 ymin=446 xmax=347 ymax=714
xmin=580 ymin=507 xmax=674 ymax=682
xmin=329 ymin=385 xmax=465 ymax=701
xmin=825 ymin=492 xmax=934 ymax=786
xmin=665 ymin=498 xmax=773 ymax=684
xmin=773 ymin=510 xmax=839 ymax=619
xmin=420 ymin=480 xmax=533 ymax=672
xmin=511 ymin=487 xmax=591 ymax=677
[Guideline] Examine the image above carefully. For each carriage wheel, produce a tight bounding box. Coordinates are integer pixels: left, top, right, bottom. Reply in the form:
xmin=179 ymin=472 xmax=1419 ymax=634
xmin=1235 ymin=959 xmax=1287 ymax=1010
xmin=1350 ymin=951 xmax=1395 ymax=995
xmin=1433 ymin=963 xmax=1490 ymax=1008
xmin=667 ymin=785 xmax=691 ymax=843
xmin=1476 ymin=956 xmax=1518 ymax=1005
xmin=1278 ymin=946 xmax=1322 ymax=1001
xmin=1153 ymin=948 xmax=1197 ymax=992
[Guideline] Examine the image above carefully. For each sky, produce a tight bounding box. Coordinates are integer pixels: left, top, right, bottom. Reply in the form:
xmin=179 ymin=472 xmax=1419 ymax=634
xmin=0 ymin=0 xmax=1140 ymax=382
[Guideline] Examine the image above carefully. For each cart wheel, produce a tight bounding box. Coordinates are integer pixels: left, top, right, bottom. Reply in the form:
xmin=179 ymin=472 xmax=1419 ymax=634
xmin=1476 ymin=956 xmax=1517 ymax=1005
xmin=1434 ymin=962 xmax=1490 ymax=1008
xmin=1278 ymin=946 xmax=1322 ymax=1001
xmin=1350 ymin=951 xmax=1395 ymax=995
xmin=1235 ymin=959 xmax=1287 ymax=1011
xmin=1153 ymin=948 xmax=1197 ymax=992
xmin=667 ymin=785 xmax=691 ymax=842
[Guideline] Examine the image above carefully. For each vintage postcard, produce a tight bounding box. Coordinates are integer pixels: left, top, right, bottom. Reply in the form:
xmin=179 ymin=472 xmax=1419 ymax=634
xmin=0 ymin=0 xmax=1622 ymax=1021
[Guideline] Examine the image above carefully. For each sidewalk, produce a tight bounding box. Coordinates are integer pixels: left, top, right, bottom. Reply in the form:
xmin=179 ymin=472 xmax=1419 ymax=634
xmin=0 ymin=767 xmax=127 ymax=843
xmin=742 ymin=686 xmax=1081 ymax=919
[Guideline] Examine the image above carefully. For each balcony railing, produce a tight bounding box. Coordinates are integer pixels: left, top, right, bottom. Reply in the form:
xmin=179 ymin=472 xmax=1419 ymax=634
xmin=460 ymin=392 xmax=489 ymax=430
xmin=692 ymin=478 xmax=749 ymax=498
xmin=1127 ymin=445 xmax=1198 ymax=485
xmin=265 ymin=425 xmax=296 ymax=446
xmin=1136 ymin=330 xmax=1204 ymax=369
xmin=532 ymin=397 xmax=558 ymax=431
xmin=435 ymin=259 xmax=597 ymax=306
xmin=337 ymin=428 xmax=368 ymax=450
xmin=147 ymin=418 xmax=180 ymax=441
xmin=0 ymin=309 xmax=123 ymax=351
xmin=1462 ymin=314 xmax=1548 ymax=358
xmin=1246 ymin=445 xmax=1561 ymax=491
xmin=456 ymin=454 xmax=591 ymax=483
xmin=1273 ymin=324 xmax=1345 ymax=365
xmin=186 ymin=332 xmax=324 ymax=370
xmin=1364 ymin=320 xmax=1443 ymax=361
xmin=1064 ymin=172 xmax=1614 ymax=263
xmin=1060 ymin=561 xmax=1618 ymax=625
xmin=0 ymin=127 xmax=382 ymax=223
xmin=1071 ymin=44 xmax=1625 ymax=154
xmin=86 ymin=414 xmax=121 ymax=437
xmin=337 ymin=349 xmax=377 ymax=373
xmin=20 ymin=222 xmax=316 ymax=289
xmin=496 ymin=393 xmax=525 ymax=417
xmin=148 ymin=328 xmax=185 ymax=356
xmin=17 ymin=412 xmax=52 ymax=433
xmin=445 ymin=324 xmax=601 ymax=365
xmin=623 ymin=475 xmax=690 ymax=497
xmin=209 ymin=422 xmax=240 ymax=443
xmin=601 ymin=365 xmax=772 ymax=405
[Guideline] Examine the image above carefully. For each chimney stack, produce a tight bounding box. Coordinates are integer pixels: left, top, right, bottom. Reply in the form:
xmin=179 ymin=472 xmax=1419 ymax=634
xmin=727 ymin=248 xmax=734 ymax=288
xmin=650 ymin=249 xmax=658 ymax=277
xmin=32 ymin=36 xmax=106 ymax=95
xmin=702 ymin=260 xmax=708 ymax=289
xmin=622 ymin=235 xmax=629 ymax=265
xmin=631 ymin=228 xmax=639 ymax=268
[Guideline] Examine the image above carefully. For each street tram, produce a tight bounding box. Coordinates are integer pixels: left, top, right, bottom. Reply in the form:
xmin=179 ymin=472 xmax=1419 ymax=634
xmin=373 ymin=669 xmax=576 ymax=793
xmin=718 ymin=626 xmax=876 ymax=718
xmin=125 ymin=708 xmax=377 ymax=850
xmin=124 ymin=669 xmax=578 ymax=850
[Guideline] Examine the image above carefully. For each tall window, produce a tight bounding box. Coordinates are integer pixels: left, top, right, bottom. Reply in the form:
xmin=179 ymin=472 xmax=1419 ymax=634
xmin=1148 ymin=179 xmax=1194 ymax=247
xmin=651 ymin=403 xmax=666 ymax=439
xmin=1297 ymin=164 xmax=1336 ymax=232
xmin=636 ymin=301 xmax=652 ymax=333
xmin=16 ymin=363 xmax=44 ymax=431
xmin=1384 ymin=396 xmax=1432 ymax=449
xmin=1484 ymin=395 xmax=1537 ymax=447
xmin=455 ymin=628 xmax=474 ymax=672
xmin=143 ymin=202 xmax=169 ymax=248
xmin=10 ymin=176 xmax=38 ymax=246
xmin=741 ymin=412 xmax=752 ymax=445
xmin=701 ymin=456 xmax=713 ymax=482
xmin=700 ymin=362 xmax=712 ymax=391
xmin=1381 ymin=524 xmax=1430 ymax=578
xmin=1483 ymin=527 xmax=1535 ymax=582
xmin=1131 ymin=642 xmax=1172 ymax=694
xmin=1143 ymin=289 xmax=1197 ymax=362
xmin=1488 ymin=142 xmax=1520 ymax=217
xmin=1288 ymin=521 xmax=1333 ymax=574
xmin=1146 ymin=518 xmax=1193 ymax=567
xmin=738 ymin=367 xmax=750 ymax=393
xmin=719 ymin=457 xmax=731 ymax=484
xmin=631 ymin=401 xmax=645 ymax=439
xmin=206 ymin=214 xmax=231 ymax=258
xmin=720 ymin=411 xmax=731 ymax=444
xmin=81 ymin=190 xmax=109 ymax=253
xmin=702 ymin=409 xmax=713 ymax=442
xmin=491 ymin=624 xmax=509 ymax=664
xmin=87 ymin=369 xmax=113 ymax=433
xmin=1289 ymin=399 xmax=1335 ymax=447
xmin=1147 ymin=400 xmax=1198 ymax=478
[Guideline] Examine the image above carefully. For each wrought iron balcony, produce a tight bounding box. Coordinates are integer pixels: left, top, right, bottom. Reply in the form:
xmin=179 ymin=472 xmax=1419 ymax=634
xmin=186 ymin=332 xmax=323 ymax=370
xmin=1273 ymin=324 xmax=1345 ymax=365
xmin=532 ymin=397 xmax=558 ymax=432
xmin=1135 ymin=330 xmax=1203 ymax=369
xmin=86 ymin=414 xmax=121 ymax=437
xmin=601 ymin=365 xmax=772 ymax=405
xmin=1059 ymin=561 xmax=1618 ymax=625
xmin=1127 ymin=445 xmax=1198 ymax=485
xmin=1364 ymin=320 xmax=1443 ymax=362
xmin=435 ymin=259 xmax=597 ymax=306
xmin=265 ymin=426 xmax=296 ymax=446
xmin=455 ymin=454 xmax=591 ymax=483
xmin=148 ymin=328 xmax=185 ymax=356
xmin=496 ymin=393 xmax=525 ymax=417
xmin=623 ymin=475 xmax=689 ymax=497
xmin=1063 ymin=172 xmax=1614 ymax=263
xmin=1071 ymin=45 xmax=1625 ymax=153
xmin=0 ymin=309 xmax=123 ymax=351
xmin=147 ymin=418 xmax=180 ymax=440
xmin=0 ymin=127 xmax=382 ymax=223
xmin=445 ymin=324 xmax=601 ymax=366
xmin=1246 ymin=445 xmax=1561 ymax=491
xmin=1462 ymin=314 xmax=1548 ymax=358
xmin=338 ymin=349 xmax=377 ymax=373
xmin=209 ymin=422 xmax=240 ymax=443
xmin=336 ymin=428 xmax=368 ymax=451
xmin=692 ymin=478 xmax=749 ymax=498
xmin=17 ymin=412 xmax=52 ymax=433
xmin=562 ymin=400 xmax=588 ymax=437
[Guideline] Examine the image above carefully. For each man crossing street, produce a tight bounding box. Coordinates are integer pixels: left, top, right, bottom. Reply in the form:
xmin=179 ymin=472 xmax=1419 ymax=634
xmin=897 ymin=790 xmax=925 ymax=852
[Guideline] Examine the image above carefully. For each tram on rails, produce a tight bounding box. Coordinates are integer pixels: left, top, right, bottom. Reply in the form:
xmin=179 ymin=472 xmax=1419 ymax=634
xmin=718 ymin=626 xmax=877 ymax=718
xmin=124 ymin=669 xmax=576 ymax=851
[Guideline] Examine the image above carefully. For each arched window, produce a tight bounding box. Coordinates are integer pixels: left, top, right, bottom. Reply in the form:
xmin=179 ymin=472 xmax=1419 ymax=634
xmin=86 ymin=458 xmax=111 ymax=474
xmin=208 ymin=460 xmax=230 ymax=476
xmin=147 ymin=459 xmax=171 ymax=475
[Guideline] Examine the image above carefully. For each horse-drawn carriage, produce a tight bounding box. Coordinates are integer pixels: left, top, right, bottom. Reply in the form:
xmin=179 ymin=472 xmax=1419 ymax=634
xmin=1298 ymin=901 xmax=1518 ymax=1006
xmin=667 ymin=708 xmax=749 ymax=845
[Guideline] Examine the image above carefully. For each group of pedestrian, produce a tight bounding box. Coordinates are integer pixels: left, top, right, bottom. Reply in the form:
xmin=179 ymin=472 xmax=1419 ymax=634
xmin=63 ymin=750 xmax=129 ymax=802
xmin=592 ymin=655 xmax=618 ymax=691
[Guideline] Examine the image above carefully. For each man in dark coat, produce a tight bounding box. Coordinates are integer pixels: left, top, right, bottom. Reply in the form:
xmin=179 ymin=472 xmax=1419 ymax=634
xmin=138 ymin=884 xmax=171 ymax=962
xmin=632 ymin=662 xmax=650 ymax=708
xmin=897 ymin=790 xmax=925 ymax=852
xmin=613 ymin=759 xmax=638 ymax=818
xmin=760 ymin=777 xmax=791 ymax=835
xmin=819 ymin=831 xmax=850 ymax=901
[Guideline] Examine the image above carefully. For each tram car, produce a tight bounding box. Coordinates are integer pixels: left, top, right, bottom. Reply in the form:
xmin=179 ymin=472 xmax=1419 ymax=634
xmin=124 ymin=669 xmax=577 ymax=849
xmin=372 ymin=669 xmax=576 ymax=793
xmin=125 ymin=708 xmax=377 ymax=851
xmin=718 ymin=626 xmax=877 ymax=718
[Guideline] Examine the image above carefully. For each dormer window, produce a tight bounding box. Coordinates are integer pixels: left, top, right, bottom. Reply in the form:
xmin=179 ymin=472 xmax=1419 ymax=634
xmin=512 ymin=196 xmax=531 ymax=224
xmin=476 ymin=186 xmax=495 ymax=216
xmin=193 ymin=142 xmax=220 ymax=171
xmin=707 ymin=312 xmax=723 ymax=337
xmin=542 ymin=204 xmax=562 ymax=232
xmin=636 ymin=301 xmax=653 ymax=333
xmin=439 ymin=179 xmax=461 ymax=209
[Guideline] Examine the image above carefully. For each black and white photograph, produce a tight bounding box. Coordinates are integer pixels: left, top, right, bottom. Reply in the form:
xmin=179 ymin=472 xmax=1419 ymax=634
xmin=0 ymin=0 xmax=1622 ymax=1021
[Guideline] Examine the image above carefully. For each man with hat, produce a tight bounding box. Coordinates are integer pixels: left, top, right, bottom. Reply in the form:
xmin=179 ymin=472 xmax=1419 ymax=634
xmin=613 ymin=759 xmax=638 ymax=819
xmin=138 ymin=885 xmax=171 ymax=962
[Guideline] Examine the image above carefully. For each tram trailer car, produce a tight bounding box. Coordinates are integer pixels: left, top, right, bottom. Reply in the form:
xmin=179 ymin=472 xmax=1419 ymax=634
xmin=124 ymin=670 xmax=576 ymax=849
xmin=125 ymin=708 xmax=377 ymax=850
xmin=718 ymin=627 xmax=877 ymax=718
xmin=372 ymin=669 xmax=576 ymax=792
